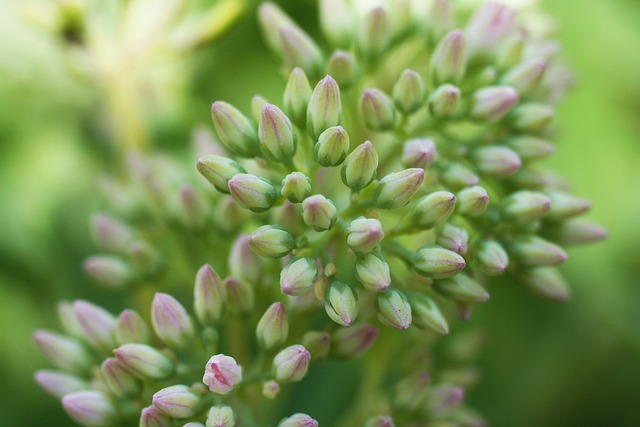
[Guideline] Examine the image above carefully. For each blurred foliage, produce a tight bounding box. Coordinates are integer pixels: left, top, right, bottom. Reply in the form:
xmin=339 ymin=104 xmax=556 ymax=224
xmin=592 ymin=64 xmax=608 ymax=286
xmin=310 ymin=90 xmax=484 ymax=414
xmin=0 ymin=0 xmax=639 ymax=425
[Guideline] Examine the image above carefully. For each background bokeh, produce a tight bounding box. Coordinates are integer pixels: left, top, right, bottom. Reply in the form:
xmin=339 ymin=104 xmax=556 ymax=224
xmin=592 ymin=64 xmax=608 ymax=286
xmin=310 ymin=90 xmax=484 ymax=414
xmin=1 ymin=0 xmax=638 ymax=425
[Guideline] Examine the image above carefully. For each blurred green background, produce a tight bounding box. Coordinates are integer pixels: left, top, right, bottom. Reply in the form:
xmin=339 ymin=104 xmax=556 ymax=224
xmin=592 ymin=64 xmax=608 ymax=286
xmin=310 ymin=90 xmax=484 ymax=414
xmin=1 ymin=0 xmax=639 ymax=425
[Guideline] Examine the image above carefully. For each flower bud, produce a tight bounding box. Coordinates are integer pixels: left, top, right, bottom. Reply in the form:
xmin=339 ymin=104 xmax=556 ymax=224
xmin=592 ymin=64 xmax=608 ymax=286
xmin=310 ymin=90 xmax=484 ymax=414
xmin=545 ymin=219 xmax=607 ymax=246
xmin=437 ymin=224 xmax=469 ymax=254
xmin=429 ymin=84 xmax=461 ymax=118
xmin=283 ymin=67 xmax=312 ymax=125
xmin=434 ymin=274 xmax=490 ymax=303
xmin=307 ymin=75 xmax=341 ymax=139
xmin=262 ymin=380 xmax=281 ymax=399
xmin=280 ymin=257 xmax=318 ymax=296
xmin=358 ymin=7 xmax=391 ymax=59
xmin=508 ymin=136 xmax=555 ymax=161
xmin=374 ymin=168 xmax=424 ymax=209
xmin=256 ymin=302 xmax=289 ymax=350
xmin=34 ymin=370 xmax=88 ymax=399
xmin=360 ymin=89 xmax=396 ymax=132
xmin=393 ymin=69 xmax=426 ymax=115
xmin=395 ymin=372 xmax=430 ymax=410
xmin=365 ymin=416 xmax=395 ymax=427
xmin=272 ymin=345 xmax=311 ymax=382
xmin=473 ymin=146 xmax=522 ymax=177
xmin=185 ymin=423 xmax=206 ymax=427
xmin=470 ymin=86 xmax=519 ymax=122
xmin=153 ymin=385 xmax=201 ymax=419
xmin=216 ymin=198 xmax=248 ymax=235
xmin=33 ymin=330 xmax=93 ymax=373
xmin=259 ymin=103 xmax=297 ymax=162
xmin=151 ymin=293 xmax=195 ymax=350
xmin=346 ymin=217 xmax=384 ymax=253
xmin=502 ymin=58 xmax=547 ymax=96
xmin=355 ymin=253 xmax=391 ymax=292
xmin=62 ymin=391 xmax=116 ymax=427
xmin=90 ymin=214 xmax=133 ymax=253
xmin=210 ymin=101 xmax=259 ymax=157
xmin=251 ymin=95 xmax=269 ymax=123
xmin=325 ymin=280 xmax=358 ymax=326
xmin=194 ymin=264 xmax=226 ymax=326
xmin=410 ymin=294 xmax=449 ymax=334
xmin=341 ymin=141 xmax=378 ymax=191
xmin=474 ymin=240 xmax=509 ymax=275
xmin=197 ymin=155 xmax=246 ymax=194
xmin=71 ymin=300 xmax=116 ymax=353
xmin=326 ymin=50 xmax=358 ymax=89
xmin=430 ymin=30 xmax=466 ymax=85
xmin=331 ymin=323 xmax=378 ymax=358
xmin=501 ymin=190 xmax=551 ymax=223
xmin=225 ymin=277 xmax=255 ymax=315
xmin=511 ymin=103 xmax=554 ymax=131
xmin=101 ymin=357 xmax=140 ymax=398
xmin=249 ymin=225 xmax=295 ymax=258
xmin=520 ymin=267 xmax=570 ymax=301
xmin=83 ymin=255 xmax=131 ymax=289
xmin=180 ymin=185 xmax=208 ymax=229
xmin=377 ymin=290 xmax=412 ymax=330
xmin=278 ymin=26 xmax=324 ymax=76
xmin=319 ymin=0 xmax=352 ymax=48
xmin=57 ymin=301 xmax=84 ymax=339
xmin=496 ymin=31 xmax=525 ymax=71
xmin=315 ymin=126 xmax=349 ymax=167
xmin=228 ymin=173 xmax=277 ymax=213
xmin=411 ymin=191 xmax=456 ymax=229
xmin=510 ymin=236 xmax=567 ymax=266
xmin=546 ymin=191 xmax=592 ymax=221
xmin=465 ymin=2 xmax=516 ymax=57
xmin=206 ymin=406 xmax=236 ymax=427
xmin=115 ymin=309 xmax=151 ymax=345
xmin=441 ymin=163 xmax=479 ymax=188
xmin=203 ymin=354 xmax=242 ymax=395
xmin=278 ymin=413 xmax=318 ymax=427
xmin=140 ymin=405 xmax=173 ymax=427
xmin=413 ymin=245 xmax=466 ymax=278
xmin=229 ymin=234 xmax=263 ymax=284
xmin=428 ymin=0 xmax=453 ymax=38
xmin=402 ymin=138 xmax=438 ymax=168
xmin=114 ymin=344 xmax=174 ymax=380
xmin=427 ymin=385 xmax=464 ymax=417
xmin=302 ymin=194 xmax=337 ymax=231
xmin=301 ymin=331 xmax=330 ymax=360
xmin=456 ymin=186 xmax=490 ymax=216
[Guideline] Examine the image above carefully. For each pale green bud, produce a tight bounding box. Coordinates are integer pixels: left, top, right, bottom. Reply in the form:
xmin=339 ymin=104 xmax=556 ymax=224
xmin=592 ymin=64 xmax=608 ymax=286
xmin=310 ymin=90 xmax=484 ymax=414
xmin=258 ymin=3 xmax=296 ymax=51
xmin=511 ymin=103 xmax=554 ymax=131
xmin=326 ymin=50 xmax=358 ymax=89
xmin=301 ymin=331 xmax=330 ymax=360
xmin=283 ymin=67 xmax=312 ymax=125
xmin=315 ymin=126 xmax=349 ymax=166
xmin=502 ymin=190 xmax=551 ymax=222
xmin=114 ymin=344 xmax=174 ymax=380
xmin=441 ymin=163 xmax=479 ymax=189
xmin=206 ymin=406 xmax=236 ymax=427
xmin=545 ymin=219 xmax=607 ymax=246
xmin=280 ymin=172 xmax=311 ymax=203
xmin=496 ymin=32 xmax=525 ymax=71
xmin=413 ymin=245 xmax=466 ymax=278
xmin=475 ymin=240 xmax=509 ymax=275
xmin=278 ymin=26 xmax=324 ymax=76
xmin=151 ymin=293 xmax=195 ymax=350
xmin=228 ymin=173 xmax=277 ymax=212
xmin=473 ymin=146 xmax=522 ymax=177
xmin=341 ymin=141 xmax=378 ymax=191
xmin=153 ymin=385 xmax=201 ymax=419
xmin=83 ymin=255 xmax=132 ymax=289
xmin=377 ymin=290 xmax=412 ymax=330
xmin=278 ymin=413 xmax=318 ymax=427
xmin=465 ymin=2 xmax=516 ymax=58
xmin=502 ymin=58 xmax=547 ymax=96
xmin=34 ymin=370 xmax=88 ymax=399
xmin=427 ymin=385 xmax=464 ymax=417
xmin=365 ymin=415 xmax=395 ymax=427
xmin=508 ymin=136 xmax=555 ymax=162
xmin=115 ymin=309 xmax=151 ymax=345
xmin=429 ymin=84 xmax=461 ymax=118
xmin=430 ymin=30 xmax=467 ymax=85
xmin=546 ymin=191 xmax=591 ymax=221
xmin=307 ymin=75 xmax=341 ymax=139
xmin=194 ymin=264 xmax=226 ymax=326
xmin=520 ymin=267 xmax=570 ymax=301
xmin=319 ymin=0 xmax=352 ymax=48
xmin=374 ymin=168 xmax=425 ymax=209
xmin=411 ymin=191 xmax=456 ymax=229
xmin=33 ymin=330 xmax=93 ymax=373
xmin=273 ymin=344 xmax=311 ymax=382
xmin=510 ymin=236 xmax=568 ymax=266
xmin=470 ymin=86 xmax=519 ymax=122
xmin=216 ymin=198 xmax=248 ymax=235
xmin=72 ymin=300 xmax=117 ymax=353
xmin=437 ymin=224 xmax=469 ymax=254
xmin=410 ymin=294 xmax=449 ymax=334
xmin=230 ymin=234 xmax=263 ymax=285
xmin=57 ymin=301 xmax=84 ymax=339
xmin=402 ymin=138 xmax=438 ymax=168
xmin=394 ymin=372 xmax=430 ymax=410
xmin=180 ymin=186 xmax=208 ymax=229
xmin=249 ymin=225 xmax=295 ymax=258
xmin=427 ymin=0 xmax=453 ymax=38
xmin=140 ymin=405 xmax=173 ymax=427
xmin=203 ymin=354 xmax=243 ymax=395
xmin=360 ymin=89 xmax=396 ymax=132
xmin=90 ymin=214 xmax=133 ymax=253
xmin=456 ymin=186 xmax=490 ymax=216
xmin=346 ymin=217 xmax=384 ymax=253
xmin=355 ymin=253 xmax=391 ymax=292
xmin=434 ymin=274 xmax=490 ymax=303
xmin=280 ymin=258 xmax=318 ymax=296
xmin=62 ymin=391 xmax=116 ymax=427
xmin=128 ymin=240 xmax=160 ymax=275
xmin=358 ymin=7 xmax=391 ymax=59
xmin=256 ymin=302 xmax=289 ymax=350
xmin=272 ymin=201 xmax=305 ymax=236
xmin=101 ymin=357 xmax=140 ymax=398
xmin=259 ymin=104 xmax=297 ymax=162
xmin=251 ymin=95 xmax=269 ymax=123
xmin=197 ymin=155 xmax=247 ymax=194
xmin=393 ymin=69 xmax=427 ymax=115
xmin=210 ymin=101 xmax=259 ymax=157
xmin=225 ymin=277 xmax=255 ymax=315
xmin=331 ymin=323 xmax=378 ymax=358
xmin=302 ymin=195 xmax=337 ymax=231
xmin=325 ymin=280 xmax=359 ymax=326
xmin=262 ymin=380 xmax=281 ymax=399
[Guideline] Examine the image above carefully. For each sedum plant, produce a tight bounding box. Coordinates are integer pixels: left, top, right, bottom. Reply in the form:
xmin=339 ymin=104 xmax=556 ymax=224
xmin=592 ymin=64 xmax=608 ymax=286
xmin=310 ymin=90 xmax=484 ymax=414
xmin=34 ymin=1 xmax=605 ymax=426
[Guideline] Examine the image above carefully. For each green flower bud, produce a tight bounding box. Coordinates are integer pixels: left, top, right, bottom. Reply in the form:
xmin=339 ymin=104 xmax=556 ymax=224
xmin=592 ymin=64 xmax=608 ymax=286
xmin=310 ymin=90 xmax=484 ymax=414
xmin=326 ymin=50 xmax=358 ymax=89
xmin=511 ymin=103 xmax=554 ymax=131
xmin=249 ymin=225 xmax=295 ymax=258
xmin=57 ymin=301 xmax=84 ymax=339
xmin=225 ymin=277 xmax=255 ymax=315
xmin=83 ymin=255 xmax=132 ymax=290
xmin=429 ymin=84 xmax=461 ymax=118
xmin=325 ymin=280 xmax=359 ymax=326
xmin=281 ymin=172 xmax=312 ymax=203
xmin=427 ymin=385 xmax=464 ymax=417
xmin=393 ymin=69 xmax=427 ymax=115
xmin=359 ymin=89 xmax=396 ymax=132
xmin=251 ymin=95 xmax=269 ymax=123
xmin=365 ymin=415 xmax=395 ymax=427
xmin=62 ymin=391 xmax=116 ymax=427
xmin=203 ymin=354 xmax=243 ymax=394
xmin=430 ymin=30 xmax=467 ymax=85
xmin=358 ymin=7 xmax=391 ymax=59
xmin=280 ymin=258 xmax=318 ymax=296
xmin=152 ymin=385 xmax=201 ymax=419
xmin=341 ymin=141 xmax=379 ymax=191
xmin=510 ymin=236 xmax=568 ymax=266
xmin=206 ymin=406 xmax=236 ymax=427
xmin=180 ymin=186 xmax=208 ymax=229
xmin=465 ymin=2 xmax=516 ymax=58
xmin=441 ymin=162 xmax=479 ymax=189
xmin=331 ymin=323 xmax=378 ymax=358
xmin=151 ymin=292 xmax=195 ymax=350
xmin=546 ymin=191 xmax=591 ymax=221
xmin=428 ymin=0 xmax=453 ymax=38
xmin=278 ymin=26 xmax=324 ymax=76
xmin=258 ymin=3 xmax=296 ymax=50
xmin=475 ymin=240 xmax=509 ymax=275
xmin=272 ymin=345 xmax=311 ymax=382
xmin=434 ymin=274 xmax=490 ymax=303
xmin=259 ymin=103 xmax=297 ymax=162
xmin=228 ymin=173 xmax=277 ymax=212
xmin=114 ymin=344 xmax=174 ymax=380
xmin=502 ymin=58 xmax=547 ymax=96
xmin=346 ymin=217 xmax=384 ymax=253
xmin=283 ymin=67 xmax=312 ymax=125
xmin=437 ymin=224 xmax=469 ymax=254
xmin=278 ymin=413 xmax=318 ymax=427
xmin=409 ymin=294 xmax=449 ymax=334
xmin=301 ymin=331 xmax=330 ymax=360
xmin=374 ymin=168 xmax=425 ymax=209
xmin=35 ymin=370 xmax=88 ymax=399
xmin=272 ymin=201 xmax=305 ymax=235
xmin=470 ymin=86 xmax=519 ymax=122
xmin=216 ymin=198 xmax=248 ymax=235
xmin=519 ymin=267 xmax=570 ymax=301
xmin=496 ymin=32 xmax=525 ymax=71
xmin=194 ymin=264 xmax=226 ymax=326
xmin=402 ymin=138 xmax=438 ymax=168
xmin=507 ymin=136 xmax=555 ymax=162
xmin=262 ymin=380 xmax=281 ymax=400
xmin=33 ymin=330 xmax=93 ymax=373
xmin=302 ymin=195 xmax=337 ymax=231
xmin=210 ymin=101 xmax=259 ymax=157
xmin=319 ymin=0 xmax=352 ymax=48
xmin=230 ymin=234 xmax=263 ymax=285
xmin=307 ymin=75 xmax=341 ymax=139
xmin=411 ymin=191 xmax=456 ymax=229
xmin=502 ymin=190 xmax=551 ymax=222
xmin=101 ymin=357 xmax=140 ymax=398
xmin=128 ymin=240 xmax=160 ymax=275
xmin=256 ymin=302 xmax=289 ymax=350
xmin=355 ymin=253 xmax=391 ymax=292
xmin=90 ymin=214 xmax=133 ymax=253
xmin=314 ymin=126 xmax=349 ymax=166
xmin=115 ymin=309 xmax=151 ymax=345
xmin=72 ymin=300 xmax=117 ymax=353
xmin=376 ymin=290 xmax=412 ymax=330
xmin=140 ymin=405 xmax=173 ymax=427
xmin=413 ymin=245 xmax=466 ymax=278
xmin=456 ymin=186 xmax=490 ymax=216
xmin=473 ymin=146 xmax=522 ymax=178
xmin=394 ymin=372 xmax=430 ymax=410
xmin=545 ymin=219 xmax=607 ymax=246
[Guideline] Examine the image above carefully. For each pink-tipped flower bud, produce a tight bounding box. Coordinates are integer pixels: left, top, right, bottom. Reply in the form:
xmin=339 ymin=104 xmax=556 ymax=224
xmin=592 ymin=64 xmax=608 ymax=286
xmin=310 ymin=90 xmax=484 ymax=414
xmin=280 ymin=257 xmax=318 ymax=296
xmin=475 ymin=240 xmax=510 ymax=275
xmin=307 ymin=75 xmax=341 ymax=139
xmin=210 ymin=101 xmax=259 ymax=157
xmin=441 ymin=163 xmax=479 ymax=189
xmin=224 ymin=277 xmax=255 ymax=315
xmin=402 ymin=138 xmax=438 ymax=169
xmin=114 ymin=344 xmax=174 ymax=380
xmin=152 ymin=385 xmax=201 ymax=419
xmin=283 ymin=67 xmax=312 ymax=125
xmin=456 ymin=186 xmax=490 ymax=217
xmin=282 ymin=172 xmax=312 ymax=203
xmin=72 ymin=300 xmax=116 ymax=354
xmin=256 ymin=302 xmax=289 ymax=350
xmin=434 ymin=274 xmax=490 ymax=303
xmin=376 ymin=290 xmax=412 ymax=330
xmin=346 ymin=217 xmax=384 ymax=253
xmin=470 ymin=86 xmax=519 ymax=122
xmin=502 ymin=58 xmax=547 ymax=96
xmin=393 ymin=69 xmax=427 ymax=115
xmin=519 ymin=267 xmax=570 ymax=301
xmin=365 ymin=415 xmax=395 ymax=427
xmin=320 ymin=0 xmax=352 ymax=48
xmin=203 ymin=354 xmax=243 ymax=395
xmin=115 ymin=309 xmax=151 ymax=345
xmin=430 ymin=30 xmax=467 ymax=85
xmin=301 ymin=331 xmax=330 ymax=360
xmin=341 ymin=141 xmax=379 ymax=191
xmin=62 ymin=391 xmax=116 ymax=427
xmin=228 ymin=173 xmax=277 ymax=213
xmin=355 ymin=253 xmax=391 ymax=292
xmin=429 ymin=84 xmax=461 ymax=118
xmin=302 ymin=195 xmax=337 ymax=231
xmin=272 ymin=345 xmax=311 ymax=382
xmin=411 ymin=191 xmax=456 ymax=229
xmin=259 ymin=103 xmax=297 ymax=162
xmin=194 ymin=264 xmax=227 ymax=326
xmin=360 ymin=88 xmax=396 ymax=132
xmin=151 ymin=293 xmax=195 ymax=350
xmin=465 ymin=2 xmax=517 ymax=57
xmin=140 ymin=405 xmax=173 ymax=427
xmin=324 ymin=280 xmax=359 ymax=327
xmin=249 ymin=225 xmax=295 ymax=258
xmin=510 ymin=236 xmax=568 ymax=266
xmin=33 ymin=330 xmax=93 ymax=373
xmin=413 ymin=245 xmax=466 ymax=279
xmin=326 ymin=50 xmax=358 ymax=89
xmin=34 ymin=370 xmax=88 ymax=399
xmin=511 ymin=103 xmax=554 ymax=131
xmin=437 ymin=224 xmax=469 ymax=254
xmin=331 ymin=323 xmax=378 ymax=358
xmin=410 ymin=294 xmax=449 ymax=335
xmin=197 ymin=155 xmax=247 ymax=194
xmin=206 ymin=405 xmax=236 ymax=427
xmin=90 ymin=214 xmax=133 ymax=253
xmin=278 ymin=413 xmax=319 ymax=427
xmin=315 ymin=126 xmax=350 ymax=167
xmin=101 ymin=357 xmax=140 ymax=398
xmin=473 ymin=146 xmax=522 ymax=178
xmin=83 ymin=255 xmax=131 ymax=290
xmin=262 ymin=380 xmax=281 ymax=399
xmin=374 ymin=168 xmax=425 ymax=209
xmin=358 ymin=7 xmax=391 ymax=59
